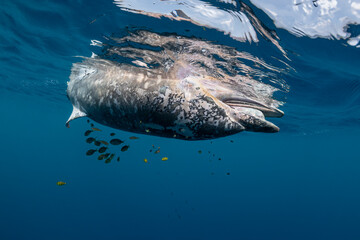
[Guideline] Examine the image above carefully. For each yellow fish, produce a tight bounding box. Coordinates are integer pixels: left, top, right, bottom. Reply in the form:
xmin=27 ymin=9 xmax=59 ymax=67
xmin=161 ymin=157 xmax=168 ymax=161
xmin=144 ymin=158 xmax=148 ymax=163
xmin=56 ymin=181 xmax=66 ymax=186
xmin=129 ymin=136 xmax=139 ymax=140
xmin=91 ymin=127 xmax=102 ymax=131
xmin=99 ymin=140 xmax=109 ymax=145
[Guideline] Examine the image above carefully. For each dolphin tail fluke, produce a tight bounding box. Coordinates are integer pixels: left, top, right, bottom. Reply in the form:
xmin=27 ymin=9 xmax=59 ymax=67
xmin=65 ymin=105 xmax=87 ymax=128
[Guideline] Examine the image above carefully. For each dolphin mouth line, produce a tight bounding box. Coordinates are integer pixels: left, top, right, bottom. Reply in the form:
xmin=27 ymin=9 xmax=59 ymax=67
xmin=222 ymin=97 xmax=284 ymax=118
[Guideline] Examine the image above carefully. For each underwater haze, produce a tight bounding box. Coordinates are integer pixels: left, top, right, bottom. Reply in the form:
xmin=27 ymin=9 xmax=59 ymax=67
xmin=1 ymin=0 xmax=360 ymax=239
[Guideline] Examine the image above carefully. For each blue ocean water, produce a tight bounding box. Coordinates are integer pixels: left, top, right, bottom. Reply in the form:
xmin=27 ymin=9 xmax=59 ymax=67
xmin=1 ymin=0 xmax=360 ymax=239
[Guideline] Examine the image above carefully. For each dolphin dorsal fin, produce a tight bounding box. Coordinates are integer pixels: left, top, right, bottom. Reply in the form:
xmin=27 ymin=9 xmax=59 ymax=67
xmin=65 ymin=105 xmax=87 ymax=128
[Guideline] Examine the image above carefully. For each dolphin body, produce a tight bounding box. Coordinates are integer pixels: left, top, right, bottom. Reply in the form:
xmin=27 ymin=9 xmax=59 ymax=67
xmin=66 ymin=58 xmax=283 ymax=140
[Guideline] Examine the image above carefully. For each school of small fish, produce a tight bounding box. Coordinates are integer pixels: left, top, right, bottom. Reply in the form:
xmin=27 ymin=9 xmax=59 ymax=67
xmin=81 ymin=120 xmax=231 ymax=177
xmin=84 ymin=121 xmax=132 ymax=164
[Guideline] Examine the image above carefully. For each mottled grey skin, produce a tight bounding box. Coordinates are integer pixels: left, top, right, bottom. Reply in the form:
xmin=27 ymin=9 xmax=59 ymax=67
xmin=66 ymin=58 xmax=283 ymax=140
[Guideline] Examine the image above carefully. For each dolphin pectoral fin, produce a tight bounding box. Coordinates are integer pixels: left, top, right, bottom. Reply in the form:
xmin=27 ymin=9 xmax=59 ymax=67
xmin=223 ymin=97 xmax=284 ymax=118
xmin=228 ymin=104 xmax=279 ymax=133
xmin=236 ymin=112 xmax=280 ymax=133
xmin=65 ymin=105 xmax=87 ymax=128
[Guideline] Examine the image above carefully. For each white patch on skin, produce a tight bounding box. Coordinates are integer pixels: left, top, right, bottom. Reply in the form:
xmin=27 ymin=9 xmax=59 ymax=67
xmin=198 ymin=99 xmax=213 ymax=111
xmin=113 ymin=98 xmax=119 ymax=106
xmin=177 ymin=111 xmax=185 ymax=121
xmin=126 ymin=73 xmax=133 ymax=81
xmin=160 ymin=88 xmax=172 ymax=106
xmin=77 ymin=67 xmax=96 ymax=81
xmin=144 ymin=81 xmax=149 ymax=89
xmin=136 ymin=73 xmax=144 ymax=82
xmin=136 ymin=88 xmax=145 ymax=96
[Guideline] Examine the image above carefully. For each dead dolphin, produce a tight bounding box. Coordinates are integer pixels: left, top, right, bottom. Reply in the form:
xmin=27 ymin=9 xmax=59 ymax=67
xmin=66 ymin=58 xmax=283 ymax=140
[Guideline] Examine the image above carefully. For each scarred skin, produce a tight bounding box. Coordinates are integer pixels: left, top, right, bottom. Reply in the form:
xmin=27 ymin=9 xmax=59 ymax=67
xmin=66 ymin=58 xmax=283 ymax=140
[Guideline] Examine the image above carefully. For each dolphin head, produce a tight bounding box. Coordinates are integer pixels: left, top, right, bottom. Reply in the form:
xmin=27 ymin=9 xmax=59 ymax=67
xmin=174 ymin=72 xmax=283 ymax=136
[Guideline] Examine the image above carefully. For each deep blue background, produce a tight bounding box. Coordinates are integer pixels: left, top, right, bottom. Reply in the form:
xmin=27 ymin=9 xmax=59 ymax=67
xmin=1 ymin=0 xmax=360 ymax=239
